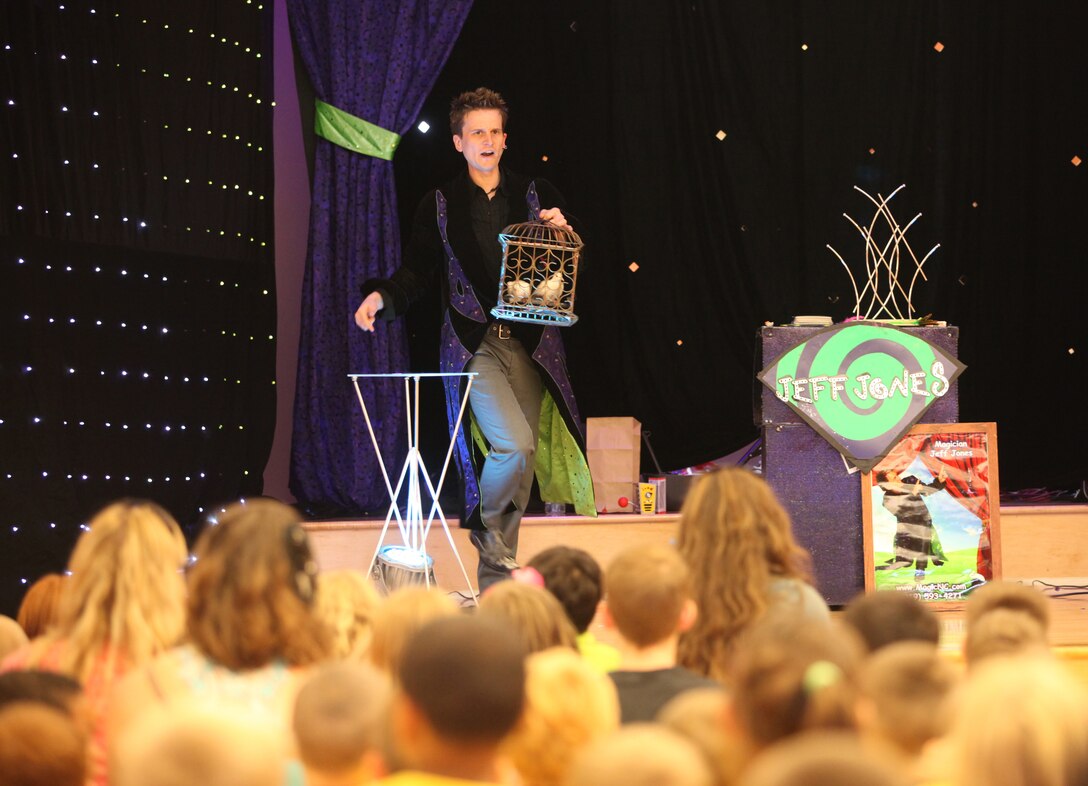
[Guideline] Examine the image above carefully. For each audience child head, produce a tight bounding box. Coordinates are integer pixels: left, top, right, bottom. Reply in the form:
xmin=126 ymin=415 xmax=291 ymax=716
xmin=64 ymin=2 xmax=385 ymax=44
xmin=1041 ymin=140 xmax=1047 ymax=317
xmin=502 ymin=647 xmax=619 ymax=786
xmin=391 ymin=615 xmax=527 ymax=782
xmin=14 ymin=498 xmax=187 ymax=681
xmin=740 ymin=731 xmax=910 ymax=786
xmin=605 ymin=543 xmax=697 ymax=652
xmin=855 ymin=641 xmax=957 ymax=765
xmin=313 ymin=569 xmax=382 ymax=661
xmin=0 ymin=615 xmax=29 ymax=660
xmin=943 ymin=654 xmax=1088 ymax=786
xmin=727 ymin=614 xmax=863 ymax=755
xmin=840 ymin=590 xmax=941 ymax=652
xmin=962 ymin=581 xmax=1051 ymax=668
xmin=0 ymin=702 xmax=87 ymax=786
xmin=966 ymin=579 xmax=1048 ymax=627
xmin=1 ymin=499 xmax=188 ymax=786
xmin=658 ymin=688 xmax=744 ymax=786
xmin=963 ymin=607 xmax=1049 ymax=667
xmin=527 ymin=546 xmax=605 ymax=634
xmin=964 ymin=580 xmax=1050 ymax=632
xmin=368 ymin=586 xmax=459 ymax=677
xmin=113 ymin=705 xmax=284 ymax=786
xmin=108 ymin=498 xmax=333 ymax=764
xmin=293 ymin=661 xmax=391 ymax=786
xmin=478 ymin=580 xmax=578 ymax=653
xmin=185 ymin=499 xmax=331 ymax=670
xmin=15 ymin=573 xmax=66 ymax=639
xmin=567 ymin=724 xmax=714 ymax=786
xmin=675 ymin=468 xmax=823 ymax=681
xmin=603 ymin=543 xmax=722 ymax=723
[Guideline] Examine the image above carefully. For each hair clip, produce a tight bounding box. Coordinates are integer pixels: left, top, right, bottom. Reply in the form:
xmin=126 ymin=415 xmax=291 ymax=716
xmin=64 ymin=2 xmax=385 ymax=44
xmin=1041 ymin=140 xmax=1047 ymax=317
xmin=802 ymin=659 xmax=843 ymax=695
xmin=511 ymin=566 xmax=545 ymax=588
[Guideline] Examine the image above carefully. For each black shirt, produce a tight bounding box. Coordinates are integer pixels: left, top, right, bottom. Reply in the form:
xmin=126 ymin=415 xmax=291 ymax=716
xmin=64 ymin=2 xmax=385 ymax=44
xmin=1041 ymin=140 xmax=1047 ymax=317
xmin=609 ymin=667 xmax=722 ymax=724
xmin=468 ymin=173 xmax=510 ymax=287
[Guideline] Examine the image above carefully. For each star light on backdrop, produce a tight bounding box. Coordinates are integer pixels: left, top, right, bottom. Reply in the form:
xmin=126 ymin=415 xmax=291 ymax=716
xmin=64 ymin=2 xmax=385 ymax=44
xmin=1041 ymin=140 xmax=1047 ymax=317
xmin=0 ymin=1 xmax=276 ymax=613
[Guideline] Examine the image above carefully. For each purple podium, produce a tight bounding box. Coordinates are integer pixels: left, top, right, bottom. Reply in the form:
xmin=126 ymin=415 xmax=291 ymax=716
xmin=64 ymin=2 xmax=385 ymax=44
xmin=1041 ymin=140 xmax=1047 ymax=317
xmin=759 ymin=325 xmax=960 ymax=605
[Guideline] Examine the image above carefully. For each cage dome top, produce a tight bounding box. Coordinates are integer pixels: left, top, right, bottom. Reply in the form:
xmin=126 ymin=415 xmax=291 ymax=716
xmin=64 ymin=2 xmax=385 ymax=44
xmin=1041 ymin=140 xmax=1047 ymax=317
xmin=499 ymin=219 xmax=583 ymax=251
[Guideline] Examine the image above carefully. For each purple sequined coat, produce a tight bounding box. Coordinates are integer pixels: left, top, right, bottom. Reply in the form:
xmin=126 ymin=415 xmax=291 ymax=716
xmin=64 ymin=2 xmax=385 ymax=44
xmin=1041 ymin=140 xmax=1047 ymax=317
xmin=362 ymin=168 xmax=590 ymax=529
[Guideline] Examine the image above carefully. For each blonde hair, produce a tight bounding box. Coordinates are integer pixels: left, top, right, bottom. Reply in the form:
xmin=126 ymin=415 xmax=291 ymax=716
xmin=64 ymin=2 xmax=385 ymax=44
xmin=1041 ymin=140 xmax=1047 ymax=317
xmin=503 ymin=647 xmax=620 ymax=786
xmin=186 ymin=499 xmax=332 ymax=670
xmin=16 ymin=573 xmax=67 ymax=639
xmin=368 ymin=587 xmax=458 ymax=676
xmin=946 ymin=655 xmax=1088 ymax=786
xmin=0 ymin=616 xmax=29 ymax=661
xmin=478 ymin=581 xmax=578 ymax=653
xmin=605 ymin=544 xmax=691 ymax=648
xmin=32 ymin=499 xmax=187 ymax=682
xmin=676 ymin=469 xmax=813 ymax=680
xmin=113 ymin=704 xmax=283 ymax=786
xmin=313 ymin=570 xmax=382 ymax=661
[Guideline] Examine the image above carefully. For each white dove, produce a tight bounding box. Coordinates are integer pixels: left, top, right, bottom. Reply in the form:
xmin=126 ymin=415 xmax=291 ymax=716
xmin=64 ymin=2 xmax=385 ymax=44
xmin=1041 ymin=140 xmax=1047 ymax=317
xmin=505 ymin=279 xmax=531 ymax=304
xmin=532 ymin=271 xmax=564 ymax=308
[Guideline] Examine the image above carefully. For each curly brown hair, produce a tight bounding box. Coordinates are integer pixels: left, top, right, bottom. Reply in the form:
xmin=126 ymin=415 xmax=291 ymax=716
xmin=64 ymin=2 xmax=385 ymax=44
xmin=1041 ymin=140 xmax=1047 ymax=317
xmin=675 ymin=468 xmax=813 ymax=681
xmin=186 ymin=499 xmax=332 ymax=670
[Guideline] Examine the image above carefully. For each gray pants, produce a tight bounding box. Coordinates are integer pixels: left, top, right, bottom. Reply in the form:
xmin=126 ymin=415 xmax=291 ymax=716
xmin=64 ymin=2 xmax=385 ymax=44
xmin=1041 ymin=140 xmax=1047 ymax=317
xmin=466 ymin=330 xmax=543 ymax=589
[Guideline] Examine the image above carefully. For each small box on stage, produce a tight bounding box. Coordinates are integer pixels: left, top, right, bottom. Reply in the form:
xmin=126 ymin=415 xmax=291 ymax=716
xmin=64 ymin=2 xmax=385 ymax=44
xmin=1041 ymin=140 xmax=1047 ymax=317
xmin=587 ymin=417 xmax=641 ymax=513
xmin=492 ymin=220 xmax=583 ymax=327
xmin=638 ymin=480 xmax=664 ymax=514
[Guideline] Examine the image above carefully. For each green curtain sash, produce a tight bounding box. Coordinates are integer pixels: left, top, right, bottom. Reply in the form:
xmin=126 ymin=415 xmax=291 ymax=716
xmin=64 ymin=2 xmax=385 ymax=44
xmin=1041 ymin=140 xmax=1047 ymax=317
xmin=314 ymin=99 xmax=400 ymax=161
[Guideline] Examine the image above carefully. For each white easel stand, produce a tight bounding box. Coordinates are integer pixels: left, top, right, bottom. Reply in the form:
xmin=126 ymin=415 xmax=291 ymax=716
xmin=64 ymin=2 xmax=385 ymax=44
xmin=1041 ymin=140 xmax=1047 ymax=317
xmin=349 ymin=372 xmax=479 ymax=605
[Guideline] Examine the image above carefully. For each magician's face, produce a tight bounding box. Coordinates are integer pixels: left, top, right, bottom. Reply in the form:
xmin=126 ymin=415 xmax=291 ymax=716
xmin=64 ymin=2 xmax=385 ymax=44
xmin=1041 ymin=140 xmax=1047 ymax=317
xmin=453 ymin=108 xmax=506 ymax=178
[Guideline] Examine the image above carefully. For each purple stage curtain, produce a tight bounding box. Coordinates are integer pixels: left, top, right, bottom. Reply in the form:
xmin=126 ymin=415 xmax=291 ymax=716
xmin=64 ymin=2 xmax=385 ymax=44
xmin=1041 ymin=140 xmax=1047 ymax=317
xmin=287 ymin=1 xmax=473 ymax=513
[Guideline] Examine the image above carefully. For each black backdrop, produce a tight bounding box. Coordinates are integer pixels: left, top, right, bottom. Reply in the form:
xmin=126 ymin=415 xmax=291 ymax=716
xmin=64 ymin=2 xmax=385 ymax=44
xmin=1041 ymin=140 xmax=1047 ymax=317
xmin=0 ymin=2 xmax=275 ymax=615
xmin=393 ymin=0 xmax=1086 ymax=494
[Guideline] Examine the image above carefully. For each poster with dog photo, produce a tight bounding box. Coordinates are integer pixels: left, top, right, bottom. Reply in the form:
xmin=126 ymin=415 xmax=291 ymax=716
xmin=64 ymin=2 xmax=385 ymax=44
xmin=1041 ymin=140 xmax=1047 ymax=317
xmin=861 ymin=422 xmax=1001 ymax=605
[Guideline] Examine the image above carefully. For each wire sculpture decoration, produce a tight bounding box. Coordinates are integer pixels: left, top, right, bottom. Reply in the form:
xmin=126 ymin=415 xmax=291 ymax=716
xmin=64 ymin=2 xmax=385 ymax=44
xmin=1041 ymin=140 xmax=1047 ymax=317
xmin=827 ymin=185 xmax=941 ymax=321
xmin=492 ymin=220 xmax=583 ymax=327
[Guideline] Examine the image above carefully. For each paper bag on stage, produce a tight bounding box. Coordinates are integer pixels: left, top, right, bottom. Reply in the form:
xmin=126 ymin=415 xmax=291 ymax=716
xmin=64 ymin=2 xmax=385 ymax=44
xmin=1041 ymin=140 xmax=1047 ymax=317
xmin=586 ymin=417 xmax=641 ymax=513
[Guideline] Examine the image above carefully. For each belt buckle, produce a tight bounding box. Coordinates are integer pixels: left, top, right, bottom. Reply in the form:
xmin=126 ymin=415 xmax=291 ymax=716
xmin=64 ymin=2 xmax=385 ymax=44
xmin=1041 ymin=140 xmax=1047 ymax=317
xmin=496 ymin=323 xmax=511 ymax=340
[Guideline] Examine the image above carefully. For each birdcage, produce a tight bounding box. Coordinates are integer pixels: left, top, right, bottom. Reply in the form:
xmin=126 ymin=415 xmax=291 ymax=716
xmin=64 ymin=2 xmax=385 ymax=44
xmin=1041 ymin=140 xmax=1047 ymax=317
xmin=491 ymin=220 xmax=583 ymax=327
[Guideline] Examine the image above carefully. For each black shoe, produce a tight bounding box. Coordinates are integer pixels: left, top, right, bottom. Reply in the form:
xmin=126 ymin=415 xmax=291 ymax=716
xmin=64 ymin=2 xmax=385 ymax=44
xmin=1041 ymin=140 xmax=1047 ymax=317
xmin=876 ymin=559 xmax=912 ymax=571
xmin=469 ymin=530 xmax=519 ymax=572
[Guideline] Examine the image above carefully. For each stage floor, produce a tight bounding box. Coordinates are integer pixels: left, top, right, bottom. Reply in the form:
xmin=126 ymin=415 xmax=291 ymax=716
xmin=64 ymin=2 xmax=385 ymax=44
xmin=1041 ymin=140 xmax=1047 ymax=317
xmin=304 ymin=504 xmax=1088 ymax=647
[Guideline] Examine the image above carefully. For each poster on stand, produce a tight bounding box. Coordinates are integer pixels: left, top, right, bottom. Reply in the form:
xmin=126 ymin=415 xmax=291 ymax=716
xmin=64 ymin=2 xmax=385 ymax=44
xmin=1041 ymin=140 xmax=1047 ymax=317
xmin=861 ymin=422 xmax=1000 ymax=606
